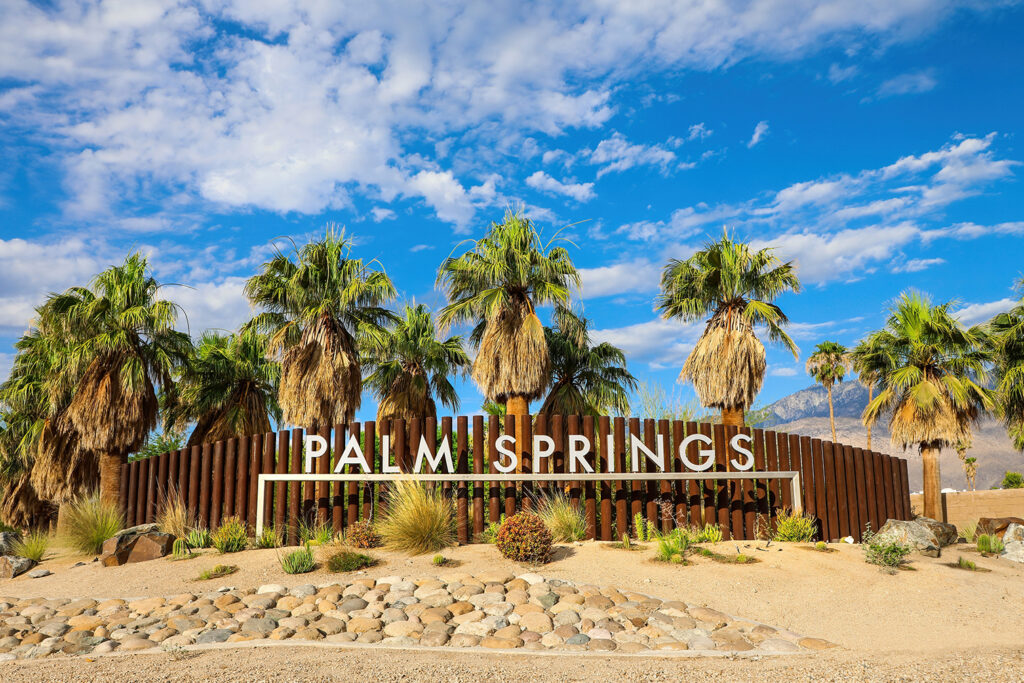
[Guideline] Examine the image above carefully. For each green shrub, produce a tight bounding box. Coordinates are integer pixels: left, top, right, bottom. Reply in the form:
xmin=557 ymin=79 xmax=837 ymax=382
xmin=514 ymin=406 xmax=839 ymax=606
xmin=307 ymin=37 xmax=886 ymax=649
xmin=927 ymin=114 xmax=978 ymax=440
xmin=255 ymin=526 xmax=282 ymax=549
xmin=772 ymin=509 xmax=818 ymax=542
xmin=299 ymin=519 xmax=335 ymax=546
xmin=815 ymin=541 xmax=828 ymax=551
xmin=958 ymin=520 xmax=979 ymax=543
xmin=327 ymin=550 xmax=376 ymax=572
xmin=62 ymin=495 xmax=124 ymax=555
xmin=977 ymin=534 xmax=1005 ymax=554
xmin=695 ymin=523 xmax=723 ymax=544
xmin=211 ymin=516 xmax=248 ymax=553
xmin=1001 ymin=471 xmax=1024 ymax=489
xmin=735 ymin=553 xmax=750 ymax=564
xmin=12 ymin=530 xmax=48 ymax=562
xmin=378 ymin=482 xmax=456 ymax=554
xmin=536 ymin=493 xmax=587 ymax=543
xmin=496 ymin=512 xmax=552 ymax=564
xmin=172 ymin=538 xmax=190 ymax=558
xmin=957 ymin=556 xmax=977 ymax=571
xmin=281 ymin=544 xmax=316 ymax=574
xmin=186 ymin=528 xmax=212 ymax=549
xmin=479 ymin=515 xmax=506 ymax=544
xmin=196 ymin=564 xmax=237 ymax=580
xmin=863 ymin=529 xmax=911 ymax=571
xmin=633 ymin=512 xmax=651 ymax=541
xmin=655 ymin=528 xmax=691 ymax=563
xmin=345 ymin=520 xmax=381 ymax=549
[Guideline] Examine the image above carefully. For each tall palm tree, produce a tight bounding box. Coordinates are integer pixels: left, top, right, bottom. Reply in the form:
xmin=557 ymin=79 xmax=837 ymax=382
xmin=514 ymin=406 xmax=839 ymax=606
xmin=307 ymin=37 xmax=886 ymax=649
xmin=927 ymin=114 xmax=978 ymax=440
xmin=806 ymin=341 xmax=850 ymax=443
xmin=436 ymin=209 xmax=579 ymax=420
xmin=538 ymin=309 xmax=637 ymax=417
xmin=862 ymin=293 xmax=994 ymax=520
xmin=849 ymin=335 xmax=889 ymax=450
xmin=988 ymin=278 xmax=1024 ymax=450
xmin=657 ymin=231 xmax=801 ymax=427
xmin=963 ymin=456 xmax=978 ymax=491
xmin=245 ymin=229 xmax=396 ymax=429
xmin=48 ymin=254 xmax=191 ymax=507
xmin=165 ymin=330 xmax=282 ymax=447
xmin=362 ymin=303 xmax=470 ymax=425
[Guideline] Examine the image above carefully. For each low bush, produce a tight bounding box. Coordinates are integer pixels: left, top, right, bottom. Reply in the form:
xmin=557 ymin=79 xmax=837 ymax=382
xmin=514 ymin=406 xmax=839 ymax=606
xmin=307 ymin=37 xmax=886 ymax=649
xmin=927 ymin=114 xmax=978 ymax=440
xmin=655 ymin=528 xmax=691 ymax=563
xmin=633 ymin=512 xmax=652 ymax=541
xmin=1001 ymin=471 xmax=1023 ymax=489
xmin=496 ymin=512 xmax=552 ymax=564
xmin=254 ymin=526 xmax=282 ymax=549
xmin=772 ymin=508 xmax=817 ymax=542
xmin=378 ymin=482 xmax=455 ymax=554
xmin=957 ymin=556 xmax=977 ymax=571
xmin=327 ymin=550 xmax=376 ymax=572
xmin=211 ymin=516 xmax=248 ymax=553
xmin=695 ymin=523 xmax=723 ymax=544
xmin=977 ymin=534 xmax=1005 ymax=555
xmin=186 ymin=528 xmax=212 ymax=549
xmin=299 ymin=519 xmax=335 ymax=546
xmin=862 ymin=529 xmax=911 ymax=572
xmin=12 ymin=530 xmax=48 ymax=562
xmin=815 ymin=541 xmax=828 ymax=551
xmin=478 ymin=515 xmax=506 ymax=544
xmin=196 ymin=564 xmax=237 ymax=580
xmin=958 ymin=519 xmax=979 ymax=543
xmin=155 ymin=491 xmax=192 ymax=539
xmin=281 ymin=544 xmax=316 ymax=574
xmin=345 ymin=520 xmax=381 ymax=549
xmin=62 ymin=495 xmax=124 ymax=555
xmin=432 ymin=554 xmax=446 ymax=566
xmin=536 ymin=493 xmax=587 ymax=543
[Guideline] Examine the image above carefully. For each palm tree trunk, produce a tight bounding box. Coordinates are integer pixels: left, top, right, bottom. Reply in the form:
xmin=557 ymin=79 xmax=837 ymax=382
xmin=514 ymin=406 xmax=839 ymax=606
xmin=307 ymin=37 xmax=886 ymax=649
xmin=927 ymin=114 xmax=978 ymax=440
xmin=99 ymin=451 xmax=124 ymax=510
xmin=507 ymin=394 xmax=530 ymax=474
xmin=56 ymin=501 xmax=73 ymax=537
xmin=721 ymin=406 xmax=744 ymax=427
xmin=827 ymin=384 xmax=836 ymax=443
xmin=920 ymin=443 xmax=942 ymax=521
xmin=866 ymin=386 xmax=873 ymax=450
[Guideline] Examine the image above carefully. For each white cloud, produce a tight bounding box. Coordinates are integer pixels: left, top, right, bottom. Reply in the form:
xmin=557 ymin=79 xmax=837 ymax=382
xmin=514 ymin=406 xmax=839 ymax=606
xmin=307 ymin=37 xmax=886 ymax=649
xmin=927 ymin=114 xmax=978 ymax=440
xmin=953 ymin=298 xmax=1016 ymax=326
xmin=890 ymin=257 xmax=945 ymax=273
xmin=827 ymin=63 xmax=858 ymax=84
xmin=168 ymin=277 xmax=253 ymax=337
xmin=578 ymin=259 xmax=661 ymax=298
xmin=371 ymin=208 xmax=396 ymax=222
xmin=587 ymin=133 xmax=676 ymax=176
xmin=876 ymin=70 xmax=937 ymax=98
xmin=525 ymin=171 xmax=595 ymax=202
xmin=591 ymin=317 xmax=703 ymax=369
xmin=748 ymin=120 xmax=770 ymax=148
xmin=769 ymin=366 xmax=799 ymax=377
xmin=409 ymin=244 xmax=434 ymax=252
xmin=687 ymin=123 xmax=712 ymax=141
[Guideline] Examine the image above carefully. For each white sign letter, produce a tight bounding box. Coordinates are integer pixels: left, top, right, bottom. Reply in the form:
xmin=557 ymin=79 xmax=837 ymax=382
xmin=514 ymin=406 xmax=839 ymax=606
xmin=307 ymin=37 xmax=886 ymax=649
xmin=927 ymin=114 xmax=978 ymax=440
xmin=413 ymin=435 xmax=455 ymax=473
xmin=729 ymin=433 xmax=755 ymax=471
xmin=381 ymin=435 xmax=400 ymax=474
xmin=304 ymin=435 xmax=327 ymax=473
xmin=494 ymin=435 xmax=518 ymax=473
xmin=630 ymin=433 xmax=665 ymax=472
xmin=568 ymin=435 xmax=594 ymax=473
xmin=333 ymin=434 xmax=369 ymax=473
xmin=679 ymin=433 xmax=715 ymax=471
xmin=533 ymin=435 xmax=555 ymax=464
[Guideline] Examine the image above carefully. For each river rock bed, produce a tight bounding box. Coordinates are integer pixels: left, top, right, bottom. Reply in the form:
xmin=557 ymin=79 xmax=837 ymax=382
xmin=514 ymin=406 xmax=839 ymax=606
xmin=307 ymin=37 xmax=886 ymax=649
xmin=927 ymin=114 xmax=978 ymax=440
xmin=0 ymin=571 xmax=836 ymax=660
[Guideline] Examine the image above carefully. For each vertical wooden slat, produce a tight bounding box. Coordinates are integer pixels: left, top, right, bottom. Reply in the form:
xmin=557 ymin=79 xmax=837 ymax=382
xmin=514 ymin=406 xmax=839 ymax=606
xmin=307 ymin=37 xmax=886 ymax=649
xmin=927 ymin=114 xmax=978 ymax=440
xmin=568 ymin=415 xmax=582 ymax=511
xmin=658 ymin=419 xmax=673 ymax=533
xmin=274 ymin=431 xmax=287 ymax=533
xmin=842 ymin=445 xmax=860 ymax=539
xmin=456 ymin=416 xmax=469 ymax=544
xmin=363 ymin=421 xmax=376 ymax=521
xmin=851 ymin=447 xmax=870 ymax=541
xmin=333 ymin=424 xmax=346 ymax=533
xmin=821 ymin=441 xmax=840 ymax=541
xmin=643 ymin=419 xmax=658 ymax=527
xmin=752 ymin=430 xmax=770 ymax=530
xmin=859 ymin=449 xmax=878 ymax=535
xmin=520 ymin=414 xmax=533 ymax=510
xmin=503 ymin=415 xmax=517 ymax=518
xmin=236 ymin=436 xmax=250 ymax=525
xmin=599 ymin=416 xmax=613 ymax=541
xmin=798 ymin=435 xmax=815 ymax=539
xmin=136 ymin=458 xmax=147 ymax=526
xmin=583 ymin=416 xmax=596 ymax=539
xmin=288 ymin=428 xmax=302 ymax=544
xmin=712 ymin=423 xmax=731 ymax=538
xmin=741 ymin=427 xmax=758 ymax=539
xmin=210 ymin=442 xmax=224 ymax=529
xmin=832 ymin=444 xmax=851 ymax=538
xmin=223 ymin=439 xmax=236 ymax=520
xmin=728 ymin=426 xmax=745 ymax=540
xmin=700 ymin=422 xmax=716 ymax=527
xmin=316 ymin=425 xmax=331 ymax=526
xmin=671 ymin=420 xmax=685 ymax=530
xmin=248 ymin=433 xmax=263 ymax=530
xmin=199 ymin=444 xmax=212 ymax=528
xmin=776 ymin=432 xmax=793 ymax=512
xmin=810 ymin=439 xmax=829 ymax=540
xmin=535 ymin=414 xmax=549 ymax=500
xmin=613 ymin=417 xmax=627 ymax=539
xmin=436 ymin=417 xmax=448 ymax=496
xmin=126 ymin=460 xmax=138 ymax=527
xmin=177 ymin=447 xmax=190 ymax=508
xmin=488 ymin=415 xmax=500 ymax=523
xmin=473 ymin=415 xmax=485 ymax=537
xmin=763 ymin=430 xmax=780 ymax=518
xmin=868 ymin=452 xmax=885 ymax=532
xmin=167 ymin=449 xmax=180 ymax=504
xmin=156 ymin=451 xmax=170 ymax=513
xmin=883 ymin=454 xmax=898 ymax=521
xmin=394 ymin=419 xmax=407 ymax=475
xmin=787 ymin=434 xmax=802 ymax=517
xmin=408 ymin=418 xmax=421 ymax=475
xmin=188 ymin=445 xmax=201 ymax=519
xmin=301 ymin=428 xmax=315 ymax=522
xmin=628 ymin=417 xmax=642 ymax=528
xmin=899 ymin=458 xmax=911 ymax=520
xmin=120 ymin=461 xmax=130 ymax=521
xmin=145 ymin=455 xmax=157 ymax=523
xmin=377 ymin=420 xmax=389 ymax=516
xmin=686 ymin=422 xmax=702 ymax=528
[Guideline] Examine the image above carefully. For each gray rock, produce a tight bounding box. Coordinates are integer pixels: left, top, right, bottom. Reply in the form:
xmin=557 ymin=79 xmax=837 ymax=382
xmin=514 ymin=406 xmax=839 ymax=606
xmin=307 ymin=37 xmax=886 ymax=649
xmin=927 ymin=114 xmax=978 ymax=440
xmin=242 ymin=617 xmax=278 ymax=634
xmin=914 ymin=516 xmax=958 ymax=547
xmin=28 ymin=568 xmax=52 ymax=578
xmin=1001 ymin=540 xmax=1024 ymax=564
xmin=339 ymin=597 xmax=368 ymax=613
xmin=115 ymin=523 xmax=159 ymax=537
xmin=534 ymin=593 xmax=558 ymax=610
xmin=0 ymin=532 xmax=21 ymax=555
xmin=565 ymin=633 xmax=590 ymax=645
xmin=1005 ymin=523 xmax=1024 ymax=544
xmin=290 ymin=584 xmax=317 ymax=598
xmin=0 ymin=555 xmax=35 ymax=579
xmin=873 ymin=519 xmax=940 ymax=557
xmin=195 ymin=629 xmax=233 ymax=643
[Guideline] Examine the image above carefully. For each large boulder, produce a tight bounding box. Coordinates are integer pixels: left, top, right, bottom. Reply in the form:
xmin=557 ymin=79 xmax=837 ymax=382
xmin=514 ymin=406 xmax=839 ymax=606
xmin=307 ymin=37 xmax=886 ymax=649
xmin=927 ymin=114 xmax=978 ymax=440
xmin=0 ymin=531 xmax=21 ymax=555
xmin=1004 ymin=523 xmax=1024 ymax=544
xmin=914 ymin=517 xmax=958 ymax=547
xmin=1001 ymin=540 xmax=1024 ymax=564
xmin=99 ymin=527 xmax=174 ymax=566
xmin=873 ymin=519 xmax=940 ymax=557
xmin=977 ymin=517 xmax=1024 ymax=539
xmin=0 ymin=555 xmax=36 ymax=579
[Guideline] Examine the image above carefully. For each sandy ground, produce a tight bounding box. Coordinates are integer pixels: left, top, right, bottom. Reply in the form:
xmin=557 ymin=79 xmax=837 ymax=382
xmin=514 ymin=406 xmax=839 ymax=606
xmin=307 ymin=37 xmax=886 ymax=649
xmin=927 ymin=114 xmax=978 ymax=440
xmin=2 ymin=539 xmax=1023 ymax=680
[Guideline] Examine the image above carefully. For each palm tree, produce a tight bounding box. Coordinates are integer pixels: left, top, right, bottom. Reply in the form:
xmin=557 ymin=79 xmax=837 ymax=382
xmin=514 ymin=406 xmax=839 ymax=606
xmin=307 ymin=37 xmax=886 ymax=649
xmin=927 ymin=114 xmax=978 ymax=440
xmin=48 ymin=253 xmax=191 ymax=507
xmin=862 ymin=293 xmax=994 ymax=520
xmin=165 ymin=330 xmax=282 ymax=447
xmin=657 ymin=231 xmax=801 ymax=427
xmin=362 ymin=303 xmax=470 ymax=425
xmin=988 ymin=278 xmax=1024 ymax=450
xmin=538 ymin=309 xmax=637 ymax=417
xmin=436 ymin=209 xmax=579 ymax=420
xmin=963 ymin=456 xmax=978 ymax=491
xmin=245 ymin=228 xmax=396 ymax=429
xmin=806 ymin=341 xmax=850 ymax=443
xmin=849 ymin=335 xmax=889 ymax=450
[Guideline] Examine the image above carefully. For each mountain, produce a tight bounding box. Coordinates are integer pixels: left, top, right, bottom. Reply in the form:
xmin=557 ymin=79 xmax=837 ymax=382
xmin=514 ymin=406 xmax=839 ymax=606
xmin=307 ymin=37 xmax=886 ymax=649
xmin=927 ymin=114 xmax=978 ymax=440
xmin=761 ymin=381 xmax=1023 ymax=492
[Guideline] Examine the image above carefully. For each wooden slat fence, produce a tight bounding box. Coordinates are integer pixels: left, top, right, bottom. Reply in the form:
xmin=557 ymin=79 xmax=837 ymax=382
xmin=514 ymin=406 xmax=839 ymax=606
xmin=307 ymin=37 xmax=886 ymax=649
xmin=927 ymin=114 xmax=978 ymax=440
xmin=124 ymin=416 xmax=913 ymax=542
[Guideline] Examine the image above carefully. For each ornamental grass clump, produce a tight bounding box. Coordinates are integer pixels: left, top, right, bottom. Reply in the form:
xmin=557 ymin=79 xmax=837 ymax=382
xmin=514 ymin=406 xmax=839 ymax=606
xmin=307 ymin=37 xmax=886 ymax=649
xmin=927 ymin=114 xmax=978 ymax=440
xmin=536 ymin=492 xmax=586 ymax=543
xmin=496 ymin=512 xmax=552 ymax=564
xmin=62 ymin=494 xmax=124 ymax=555
xmin=345 ymin=520 xmax=381 ymax=549
xmin=281 ymin=543 xmax=316 ymax=574
xmin=255 ymin=525 xmax=282 ymax=549
xmin=772 ymin=508 xmax=818 ymax=542
xmin=299 ymin=519 xmax=335 ymax=546
xmin=155 ymin=490 xmax=192 ymax=539
xmin=12 ymin=530 xmax=48 ymax=562
xmin=862 ymin=529 xmax=912 ymax=573
xmin=695 ymin=523 xmax=723 ymax=543
xmin=186 ymin=528 xmax=212 ymax=549
xmin=378 ymin=482 xmax=456 ymax=555
xmin=655 ymin=528 xmax=691 ymax=564
xmin=211 ymin=516 xmax=248 ymax=553
xmin=977 ymin=534 xmax=1004 ymax=555
xmin=327 ymin=550 xmax=376 ymax=572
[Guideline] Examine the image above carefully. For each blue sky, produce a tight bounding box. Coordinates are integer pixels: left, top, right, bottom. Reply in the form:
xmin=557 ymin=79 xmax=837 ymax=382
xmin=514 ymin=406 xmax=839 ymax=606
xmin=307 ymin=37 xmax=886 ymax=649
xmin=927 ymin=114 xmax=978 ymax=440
xmin=1 ymin=1 xmax=1023 ymax=422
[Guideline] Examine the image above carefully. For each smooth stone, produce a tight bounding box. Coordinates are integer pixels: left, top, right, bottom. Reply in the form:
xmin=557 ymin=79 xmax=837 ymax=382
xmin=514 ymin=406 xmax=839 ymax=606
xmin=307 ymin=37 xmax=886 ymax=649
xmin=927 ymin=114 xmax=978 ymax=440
xmin=257 ymin=584 xmax=287 ymax=595
xmin=28 ymin=569 xmax=52 ymax=579
xmin=449 ymin=634 xmax=480 ymax=647
xmin=419 ymin=630 xmax=449 ymax=647
xmin=480 ymin=636 xmax=522 ymax=649
xmin=118 ymin=638 xmax=156 ymax=651
xmin=588 ymin=638 xmax=617 ymax=651
xmin=195 ymin=629 xmax=234 ymax=644
xmin=565 ymin=634 xmax=590 ymax=645
xmin=519 ymin=612 xmax=553 ymax=633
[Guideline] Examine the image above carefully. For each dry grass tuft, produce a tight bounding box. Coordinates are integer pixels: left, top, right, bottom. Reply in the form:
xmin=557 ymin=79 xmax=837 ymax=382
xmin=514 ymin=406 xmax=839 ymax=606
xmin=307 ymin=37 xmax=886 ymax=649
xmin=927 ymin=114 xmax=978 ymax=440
xmin=536 ymin=492 xmax=587 ymax=543
xmin=156 ymin=489 xmax=193 ymax=539
xmin=378 ymin=482 xmax=456 ymax=554
xmin=62 ymin=494 xmax=124 ymax=555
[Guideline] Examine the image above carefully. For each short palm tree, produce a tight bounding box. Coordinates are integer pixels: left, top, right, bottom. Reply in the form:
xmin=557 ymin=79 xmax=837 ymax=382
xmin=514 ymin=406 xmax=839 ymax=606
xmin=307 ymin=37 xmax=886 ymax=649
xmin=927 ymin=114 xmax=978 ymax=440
xmin=362 ymin=303 xmax=470 ymax=425
xmin=862 ymin=293 xmax=994 ymax=520
xmin=988 ymin=278 xmax=1024 ymax=450
xmin=806 ymin=341 xmax=850 ymax=443
xmin=436 ymin=209 xmax=580 ymax=419
xmin=657 ymin=231 xmax=801 ymax=427
xmin=245 ymin=229 xmax=396 ymax=429
xmin=165 ymin=330 xmax=282 ymax=447
xmin=963 ymin=456 xmax=978 ymax=491
xmin=849 ymin=335 xmax=889 ymax=450
xmin=538 ymin=309 xmax=637 ymax=417
xmin=48 ymin=253 xmax=192 ymax=507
